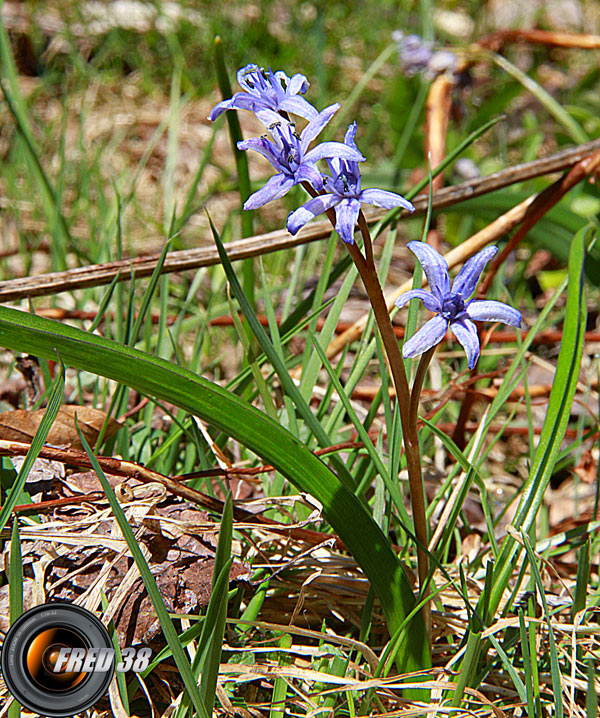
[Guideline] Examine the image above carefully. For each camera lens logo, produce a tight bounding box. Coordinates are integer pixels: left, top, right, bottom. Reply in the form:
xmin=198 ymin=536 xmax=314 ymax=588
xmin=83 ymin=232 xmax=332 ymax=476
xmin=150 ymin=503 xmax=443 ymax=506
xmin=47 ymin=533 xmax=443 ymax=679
xmin=1 ymin=602 xmax=124 ymax=717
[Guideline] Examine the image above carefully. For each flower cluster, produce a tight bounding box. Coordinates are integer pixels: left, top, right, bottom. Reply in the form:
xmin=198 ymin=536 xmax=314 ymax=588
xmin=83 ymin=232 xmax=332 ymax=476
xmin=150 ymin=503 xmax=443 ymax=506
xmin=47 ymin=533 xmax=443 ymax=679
xmin=209 ymin=62 xmax=522 ymax=371
xmin=208 ymin=63 xmax=414 ymax=244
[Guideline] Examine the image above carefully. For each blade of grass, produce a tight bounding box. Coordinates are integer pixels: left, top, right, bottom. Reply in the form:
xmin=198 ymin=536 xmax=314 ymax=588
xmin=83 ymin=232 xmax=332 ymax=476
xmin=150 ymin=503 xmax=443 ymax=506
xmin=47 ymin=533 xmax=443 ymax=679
xmin=327 ymin=43 xmax=398 ymax=136
xmin=586 ymin=658 xmax=598 ymax=718
xmin=101 ymin=591 xmax=130 ymax=716
xmin=210 ymin=213 xmax=356 ymax=489
xmin=213 ymin=36 xmax=255 ymax=307
xmin=174 ymin=125 xmax=218 ymax=235
xmin=487 ymin=225 xmax=589 ymax=616
xmin=521 ymin=530 xmax=564 ymax=718
xmin=0 ymin=359 xmax=65 ymax=534
xmin=269 ymin=633 xmax=292 ymax=718
xmin=518 ymin=609 xmax=536 ymax=718
xmin=403 ymin=163 xmax=434 ymax=377
xmin=7 ymin=520 xmax=22 ymax=718
xmin=163 ymin=60 xmax=183 ymax=233
xmin=488 ymin=632 xmax=528 ymax=705
xmin=75 ymin=419 xmax=210 ymax=718
xmin=572 ymin=538 xmax=591 ymax=622
xmin=375 ymin=114 xmax=505 ymax=235
xmin=490 ymin=52 xmax=588 ymax=144
xmin=449 ymin=628 xmax=482 ymax=707
xmin=95 ymin=239 xmax=174 ymax=450
xmin=0 ymin=19 xmax=79 ymax=264
xmin=307 ymin=328 xmax=404 ymax=513
xmin=227 ymin=291 xmax=278 ymax=419
xmin=175 ymin=494 xmax=233 ymax=718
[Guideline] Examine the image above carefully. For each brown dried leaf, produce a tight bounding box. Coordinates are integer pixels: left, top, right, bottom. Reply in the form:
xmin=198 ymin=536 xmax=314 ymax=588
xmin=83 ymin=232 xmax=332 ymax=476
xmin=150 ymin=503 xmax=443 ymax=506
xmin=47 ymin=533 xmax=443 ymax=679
xmin=0 ymin=405 xmax=121 ymax=449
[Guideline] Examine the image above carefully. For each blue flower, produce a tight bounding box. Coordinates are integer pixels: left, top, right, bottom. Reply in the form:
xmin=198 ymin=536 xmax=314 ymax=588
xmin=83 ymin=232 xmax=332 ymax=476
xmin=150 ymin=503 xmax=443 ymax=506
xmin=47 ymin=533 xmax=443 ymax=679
xmin=395 ymin=242 xmax=522 ymax=369
xmin=208 ymin=64 xmax=318 ymax=125
xmin=238 ymin=107 xmax=365 ymax=211
xmin=286 ymin=123 xmax=415 ymax=244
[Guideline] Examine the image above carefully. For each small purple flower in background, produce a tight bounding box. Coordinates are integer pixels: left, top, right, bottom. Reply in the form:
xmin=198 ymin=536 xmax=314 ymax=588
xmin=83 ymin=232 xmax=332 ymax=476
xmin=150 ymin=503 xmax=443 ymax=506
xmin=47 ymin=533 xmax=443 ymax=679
xmin=238 ymin=107 xmax=365 ymax=210
xmin=392 ymin=31 xmax=433 ymax=76
xmin=287 ymin=123 xmax=415 ymax=244
xmin=208 ymin=63 xmax=318 ymax=125
xmin=395 ymin=242 xmax=522 ymax=369
xmin=392 ymin=31 xmax=458 ymax=81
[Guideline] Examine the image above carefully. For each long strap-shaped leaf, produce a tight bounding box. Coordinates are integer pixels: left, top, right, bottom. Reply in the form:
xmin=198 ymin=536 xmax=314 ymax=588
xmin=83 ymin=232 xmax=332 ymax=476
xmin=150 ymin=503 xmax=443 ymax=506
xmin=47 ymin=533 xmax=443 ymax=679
xmin=0 ymin=305 xmax=430 ymax=676
xmin=487 ymin=225 xmax=590 ymax=616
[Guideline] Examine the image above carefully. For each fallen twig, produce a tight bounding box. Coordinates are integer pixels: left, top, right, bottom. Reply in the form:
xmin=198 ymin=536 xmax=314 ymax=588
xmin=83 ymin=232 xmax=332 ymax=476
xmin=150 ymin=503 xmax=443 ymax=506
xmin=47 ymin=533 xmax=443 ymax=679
xmin=1 ymin=139 xmax=600 ymax=302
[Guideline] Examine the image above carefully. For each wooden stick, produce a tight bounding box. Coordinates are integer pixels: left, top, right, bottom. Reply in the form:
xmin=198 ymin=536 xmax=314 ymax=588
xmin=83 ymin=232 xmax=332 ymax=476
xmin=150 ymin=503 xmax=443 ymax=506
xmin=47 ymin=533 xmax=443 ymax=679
xmin=2 ymin=139 xmax=600 ymax=302
xmin=480 ymin=147 xmax=600 ymax=294
xmin=479 ymin=29 xmax=600 ymax=51
xmin=0 ymin=439 xmax=345 ymax=549
xmin=321 ymin=193 xmax=536 ymax=364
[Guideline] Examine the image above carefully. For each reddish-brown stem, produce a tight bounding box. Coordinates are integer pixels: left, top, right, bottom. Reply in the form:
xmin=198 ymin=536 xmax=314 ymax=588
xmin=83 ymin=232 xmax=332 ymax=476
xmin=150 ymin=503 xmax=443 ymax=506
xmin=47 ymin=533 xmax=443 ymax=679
xmin=353 ymin=217 xmax=431 ymax=626
xmin=301 ymin=180 xmax=431 ymax=630
xmin=409 ymin=347 xmax=436 ymax=431
xmin=358 ymin=211 xmax=374 ymax=266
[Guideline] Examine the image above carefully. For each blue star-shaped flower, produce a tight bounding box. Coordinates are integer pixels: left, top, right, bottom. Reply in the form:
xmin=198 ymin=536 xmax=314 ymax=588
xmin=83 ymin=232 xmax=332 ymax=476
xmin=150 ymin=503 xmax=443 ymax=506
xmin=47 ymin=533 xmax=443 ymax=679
xmin=208 ymin=64 xmax=318 ymax=125
xmin=395 ymin=242 xmax=522 ymax=369
xmin=286 ymin=123 xmax=415 ymax=244
xmin=237 ymin=107 xmax=365 ymax=210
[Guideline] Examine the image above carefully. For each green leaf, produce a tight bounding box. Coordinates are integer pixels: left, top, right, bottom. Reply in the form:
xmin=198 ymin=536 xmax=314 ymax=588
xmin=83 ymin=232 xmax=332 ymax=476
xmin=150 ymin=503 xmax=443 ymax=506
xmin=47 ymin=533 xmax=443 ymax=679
xmin=175 ymin=494 xmax=233 ymax=718
xmin=0 ymin=304 xmax=430 ymax=677
xmin=487 ymin=225 xmax=590 ymax=616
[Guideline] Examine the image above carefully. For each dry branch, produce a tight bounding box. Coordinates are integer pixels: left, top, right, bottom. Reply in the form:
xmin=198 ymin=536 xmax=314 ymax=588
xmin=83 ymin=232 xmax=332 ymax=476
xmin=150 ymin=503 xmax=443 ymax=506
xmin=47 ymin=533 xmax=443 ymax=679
xmin=1 ymin=139 xmax=600 ymax=302
xmin=0 ymin=439 xmax=344 ymax=549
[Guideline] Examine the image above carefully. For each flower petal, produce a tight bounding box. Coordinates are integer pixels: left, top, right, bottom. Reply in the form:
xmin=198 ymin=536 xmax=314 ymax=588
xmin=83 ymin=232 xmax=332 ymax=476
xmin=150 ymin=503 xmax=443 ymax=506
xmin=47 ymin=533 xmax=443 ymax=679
xmin=402 ymin=315 xmax=448 ymax=358
xmin=255 ymin=108 xmax=288 ymax=126
xmin=335 ymin=198 xmax=362 ymax=244
xmin=300 ymin=103 xmax=340 ymax=147
xmin=360 ymin=188 xmax=415 ymax=212
xmin=451 ymin=246 xmax=498 ymax=299
xmin=207 ymin=99 xmax=231 ymax=121
xmin=237 ymin=63 xmax=261 ymax=91
xmin=305 ymin=141 xmax=365 ymax=164
xmin=237 ymin=136 xmax=279 ymax=167
xmin=449 ymin=317 xmax=480 ymax=369
xmin=295 ymin=162 xmax=324 ymax=190
xmin=466 ymin=300 xmax=522 ymax=327
xmin=344 ymin=121 xmax=359 ymax=147
xmin=394 ymin=289 xmax=441 ymax=312
xmin=243 ymin=174 xmax=294 ymax=210
xmin=208 ymin=92 xmax=262 ymax=121
xmin=279 ymin=96 xmax=319 ymax=120
xmin=285 ymin=71 xmax=310 ymax=95
xmin=287 ymin=194 xmax=339 ymax=234
xmin=407 ymin=241 xmax=451 ymax=299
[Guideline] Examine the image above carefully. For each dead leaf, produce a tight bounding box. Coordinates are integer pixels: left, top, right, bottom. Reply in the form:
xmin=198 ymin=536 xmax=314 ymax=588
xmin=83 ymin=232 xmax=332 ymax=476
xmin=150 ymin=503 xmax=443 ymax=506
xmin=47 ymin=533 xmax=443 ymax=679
xmin=0 ymin=405 xmax=121 ymax=449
